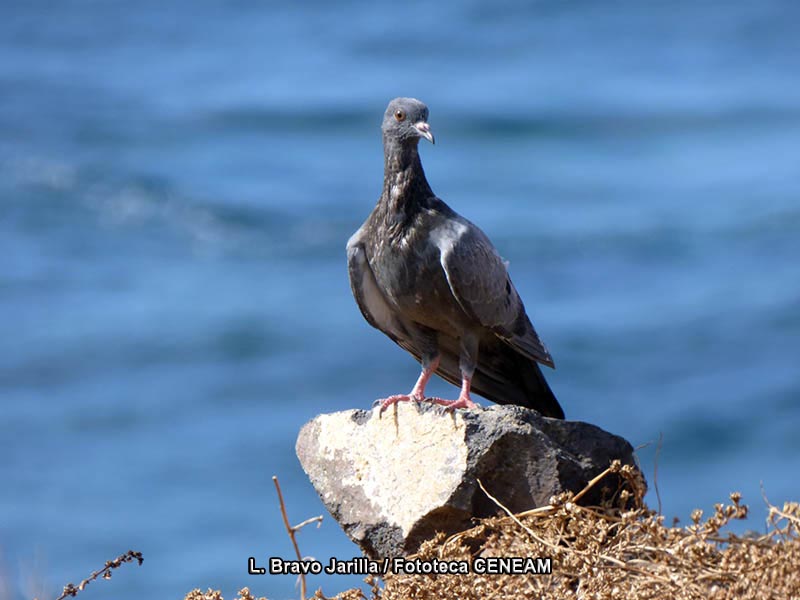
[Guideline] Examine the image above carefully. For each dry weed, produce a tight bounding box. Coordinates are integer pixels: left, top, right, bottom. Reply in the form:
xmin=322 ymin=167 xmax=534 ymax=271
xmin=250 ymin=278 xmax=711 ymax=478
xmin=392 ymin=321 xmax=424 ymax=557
xmin=184 ymin=588 xmax=267 ymax=600
xmin=50 ymin=550 xmax=143 ymax=600
xmin=373 ymin=462 xmax=800 ymax=600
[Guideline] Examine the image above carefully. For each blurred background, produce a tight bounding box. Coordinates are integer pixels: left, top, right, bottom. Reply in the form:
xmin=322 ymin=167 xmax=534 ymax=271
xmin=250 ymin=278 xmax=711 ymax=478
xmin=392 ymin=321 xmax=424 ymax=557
xmin=1 ymin=0 xmax=798 ymax=598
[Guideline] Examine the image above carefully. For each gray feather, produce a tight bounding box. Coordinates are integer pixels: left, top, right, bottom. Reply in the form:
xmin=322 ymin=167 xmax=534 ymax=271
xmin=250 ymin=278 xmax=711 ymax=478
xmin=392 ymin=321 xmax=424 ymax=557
xmin=436 ymin=216 xmax=555 ymax=368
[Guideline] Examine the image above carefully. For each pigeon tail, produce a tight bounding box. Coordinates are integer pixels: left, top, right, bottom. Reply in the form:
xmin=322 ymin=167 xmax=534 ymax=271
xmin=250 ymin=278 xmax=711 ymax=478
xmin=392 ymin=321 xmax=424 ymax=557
xmin=516 ymin=359 xmax=564 ymax=419
xmin=467 ymin=340 xmax=565 ymax=419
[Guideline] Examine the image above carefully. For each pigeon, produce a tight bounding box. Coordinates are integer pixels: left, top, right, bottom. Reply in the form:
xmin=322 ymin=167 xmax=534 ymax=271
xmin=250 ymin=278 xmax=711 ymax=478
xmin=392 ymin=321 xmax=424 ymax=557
xmin=347 ymin=97 xmax=564 ymax=419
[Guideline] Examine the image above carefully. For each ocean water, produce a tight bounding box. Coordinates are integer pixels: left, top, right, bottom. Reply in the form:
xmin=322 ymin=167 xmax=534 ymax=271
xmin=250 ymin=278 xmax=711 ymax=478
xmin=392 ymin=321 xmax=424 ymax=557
xmin=1 ymin=1 xmax=799 ymax=598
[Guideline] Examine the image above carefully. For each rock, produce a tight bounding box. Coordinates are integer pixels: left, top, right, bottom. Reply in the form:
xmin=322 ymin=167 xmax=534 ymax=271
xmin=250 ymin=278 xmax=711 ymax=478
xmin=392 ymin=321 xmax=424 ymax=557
xmin=296 ymin=402 xmax=642 ymax=558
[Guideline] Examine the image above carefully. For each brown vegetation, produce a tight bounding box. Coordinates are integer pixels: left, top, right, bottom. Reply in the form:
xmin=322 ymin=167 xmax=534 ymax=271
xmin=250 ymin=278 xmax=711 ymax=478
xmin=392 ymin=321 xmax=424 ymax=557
xmin=50 ymin=550 xmax=143 ymax=600
xmin=184 ymin=588 xmax=267 ymax=600
xmin=368 ymin=463 xmax=800 ymax=599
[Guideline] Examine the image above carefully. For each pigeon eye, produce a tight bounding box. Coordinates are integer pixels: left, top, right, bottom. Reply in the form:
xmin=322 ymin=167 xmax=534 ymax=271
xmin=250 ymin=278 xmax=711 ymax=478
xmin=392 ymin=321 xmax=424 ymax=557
xmin=394 ymin=110 xmax=406 ymax=122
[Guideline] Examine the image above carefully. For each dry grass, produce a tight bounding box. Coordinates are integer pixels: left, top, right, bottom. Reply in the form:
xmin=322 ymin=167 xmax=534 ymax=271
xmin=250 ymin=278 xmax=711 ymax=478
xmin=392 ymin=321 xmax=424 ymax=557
xmin=183 ymin=588 xmax=267 ymax=600
xmin=355 ymin=461 xmax=800 ymax=600
xmin=272 ymin=475 xmax=324 ymax=600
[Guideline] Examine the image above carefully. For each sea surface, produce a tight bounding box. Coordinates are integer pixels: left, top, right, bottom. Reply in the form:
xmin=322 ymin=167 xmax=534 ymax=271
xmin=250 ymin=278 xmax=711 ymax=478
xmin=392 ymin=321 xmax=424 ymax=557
xmin=1 ymin=1 xmax=799 ymax=599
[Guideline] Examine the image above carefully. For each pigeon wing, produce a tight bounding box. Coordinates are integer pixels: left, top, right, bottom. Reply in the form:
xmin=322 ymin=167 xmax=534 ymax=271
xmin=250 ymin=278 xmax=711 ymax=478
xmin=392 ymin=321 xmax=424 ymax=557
xmin=347 ymin=228 xmax=406 ymax=344
xmin=347 ymin=226 xmax=431 ymax=369
xmin=439 ymin=219 xmax=555 ymax=368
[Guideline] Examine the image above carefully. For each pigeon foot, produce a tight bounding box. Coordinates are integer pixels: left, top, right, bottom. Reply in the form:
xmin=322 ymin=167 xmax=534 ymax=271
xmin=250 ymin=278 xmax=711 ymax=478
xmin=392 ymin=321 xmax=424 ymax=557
xmin=377 ymin=392 xmax=425 ymax=415
xmin=428 ymin=395 xmax=479 ymax=411
xmin=376 ymin=357 xmax=441 ymax=416
xmin=427 ymin=375 xmax=478 ymax=411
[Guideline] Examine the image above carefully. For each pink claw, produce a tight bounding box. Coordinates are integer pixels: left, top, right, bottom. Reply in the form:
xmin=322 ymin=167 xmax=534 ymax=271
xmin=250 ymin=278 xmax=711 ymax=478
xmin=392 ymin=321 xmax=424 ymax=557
xmin=428 ymin=375 xmax=478 ymax=412
xmin=428 ymin=395 xmax=479 ymax=411
xmin=378 ymin=392 xmax=424 ymax=415
xmin=376 ymin=362 xmax=480 ymax=415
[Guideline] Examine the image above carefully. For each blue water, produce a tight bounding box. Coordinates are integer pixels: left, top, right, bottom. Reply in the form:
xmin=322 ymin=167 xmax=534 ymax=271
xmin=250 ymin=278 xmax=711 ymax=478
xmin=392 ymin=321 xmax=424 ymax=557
xmin=2 ymin=1 xmax=799 ymax=598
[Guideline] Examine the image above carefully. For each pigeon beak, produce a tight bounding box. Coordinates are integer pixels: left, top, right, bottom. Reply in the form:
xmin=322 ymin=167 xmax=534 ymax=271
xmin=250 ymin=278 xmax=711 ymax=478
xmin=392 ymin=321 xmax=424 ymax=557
xmin=414 ymin=121 xmax=435 ymax=144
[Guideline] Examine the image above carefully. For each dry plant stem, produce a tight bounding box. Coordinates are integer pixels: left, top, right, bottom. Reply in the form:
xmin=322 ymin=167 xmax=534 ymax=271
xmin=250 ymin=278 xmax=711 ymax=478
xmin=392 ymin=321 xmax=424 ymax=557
xmin=273 ymin=476 xmax=306 ymax=600
xmin=763 ymin=485 xmax=800 ymax=528
xmin=272 ymin=475 xmax=323 ymax=600
xmin=294 ymin=515 xmax=325 ymax=530
xmin=772 ymin=507 xmax=800 ymax=526
xmin=476 ymin=479 xmax=559 ymax=552
xmin=570 ymin=465 xmax=614 ymax=505
xmin=54 ymin=550 xmax=143 ymax=600
xmin=654 ymin=432 xmax=664 ymax=515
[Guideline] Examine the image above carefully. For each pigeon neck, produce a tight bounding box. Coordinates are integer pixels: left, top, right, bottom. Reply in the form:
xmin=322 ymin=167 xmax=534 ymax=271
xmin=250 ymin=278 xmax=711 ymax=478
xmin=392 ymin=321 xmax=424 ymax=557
xmin=382 ymin=138 xmax=433 ymax=212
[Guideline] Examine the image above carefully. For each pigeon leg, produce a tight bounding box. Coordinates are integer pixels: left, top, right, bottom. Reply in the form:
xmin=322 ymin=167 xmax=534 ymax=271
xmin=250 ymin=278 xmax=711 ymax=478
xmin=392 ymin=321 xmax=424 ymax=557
xmin=427 ymin=333 xmax=480 ymax=410
xmin=378 ymin=355 xmax=440 ymax=415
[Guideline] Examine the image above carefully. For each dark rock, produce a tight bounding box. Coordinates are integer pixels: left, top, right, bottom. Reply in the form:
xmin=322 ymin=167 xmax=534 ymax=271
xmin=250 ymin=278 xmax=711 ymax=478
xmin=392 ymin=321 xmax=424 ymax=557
xmin=296 ymin=402 xmax=642 ymax=558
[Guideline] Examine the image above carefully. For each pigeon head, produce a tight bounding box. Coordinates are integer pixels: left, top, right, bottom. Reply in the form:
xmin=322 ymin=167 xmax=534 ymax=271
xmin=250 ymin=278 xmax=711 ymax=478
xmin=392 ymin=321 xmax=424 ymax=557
xmin=382 ymin=97 xmax=435 ymax=145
